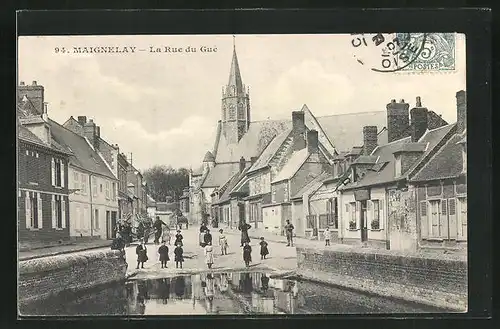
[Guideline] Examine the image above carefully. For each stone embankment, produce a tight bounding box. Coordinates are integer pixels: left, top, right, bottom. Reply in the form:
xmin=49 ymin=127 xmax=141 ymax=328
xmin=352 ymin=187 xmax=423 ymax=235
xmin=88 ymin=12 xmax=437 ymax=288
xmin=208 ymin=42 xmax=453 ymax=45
xmin=296 ymin=246 xmax=467 ymax=312
xmin=18 ymin=248 xmax=127 ymax=310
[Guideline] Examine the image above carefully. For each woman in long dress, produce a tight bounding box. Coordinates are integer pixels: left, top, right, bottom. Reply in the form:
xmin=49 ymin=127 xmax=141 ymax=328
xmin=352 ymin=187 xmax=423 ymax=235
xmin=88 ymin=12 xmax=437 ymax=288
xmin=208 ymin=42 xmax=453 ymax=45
xmin=238 ymin=222 xmax=251 ymax=247
xmin=243 ymin=242 xmax=252 ymax=267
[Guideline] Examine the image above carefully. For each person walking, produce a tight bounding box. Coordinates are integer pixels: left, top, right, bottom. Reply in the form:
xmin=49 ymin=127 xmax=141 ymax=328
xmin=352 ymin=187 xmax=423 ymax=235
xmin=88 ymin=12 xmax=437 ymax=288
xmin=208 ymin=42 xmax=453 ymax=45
xmin=158 ymin=241 xmax=170 ymax=269
xmin=175 ymin=230 xmax=184 ymax=247
xmin=243 ymin=242 xmax=252 ymax=267
xmin=218 ymin=229 xmax=228 ymax=255
xmin=324 ymin=227 xmax=331 ymax=246
xmin=259 ymin=237 xmax=269 ymax=260
xmin=284 ymin=220 xmax=295 ymax=247
xmin=238 ymin=222 xmax=251 ymax=247
xmin=174 ymin=243 xmax=184 ymax=269
xmin=136 ymin=239 xmax=148 ymax=269
xmin=204 ymin=242 xmax=214 ymax=269
xmin=153 ymin=216 xmax=167 ymax=245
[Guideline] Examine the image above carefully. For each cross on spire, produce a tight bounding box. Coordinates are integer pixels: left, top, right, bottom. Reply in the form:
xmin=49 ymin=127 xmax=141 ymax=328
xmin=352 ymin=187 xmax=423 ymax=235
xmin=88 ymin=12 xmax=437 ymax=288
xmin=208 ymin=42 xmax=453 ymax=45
xmin=232 ymin=35 xmax=236 ymax=49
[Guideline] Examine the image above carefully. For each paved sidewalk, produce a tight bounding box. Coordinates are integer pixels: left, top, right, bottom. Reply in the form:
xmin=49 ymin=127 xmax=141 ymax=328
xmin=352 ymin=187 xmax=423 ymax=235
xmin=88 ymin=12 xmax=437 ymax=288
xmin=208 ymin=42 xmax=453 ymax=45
xmin=19 ymin=239 xmax=112 ymax=261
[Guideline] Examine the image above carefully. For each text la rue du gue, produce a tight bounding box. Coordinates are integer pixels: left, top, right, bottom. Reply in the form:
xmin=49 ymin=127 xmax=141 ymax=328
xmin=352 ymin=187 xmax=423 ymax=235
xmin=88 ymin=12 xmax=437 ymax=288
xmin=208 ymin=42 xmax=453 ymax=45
xmin=54 ymin=46 xmax=218 ymax=54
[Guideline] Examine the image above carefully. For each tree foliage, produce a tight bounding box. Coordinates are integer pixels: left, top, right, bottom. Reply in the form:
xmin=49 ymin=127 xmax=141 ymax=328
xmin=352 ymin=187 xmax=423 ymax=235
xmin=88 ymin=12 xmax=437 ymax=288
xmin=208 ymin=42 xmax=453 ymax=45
xmin=143 ymin=165 xmax=189 ymax=202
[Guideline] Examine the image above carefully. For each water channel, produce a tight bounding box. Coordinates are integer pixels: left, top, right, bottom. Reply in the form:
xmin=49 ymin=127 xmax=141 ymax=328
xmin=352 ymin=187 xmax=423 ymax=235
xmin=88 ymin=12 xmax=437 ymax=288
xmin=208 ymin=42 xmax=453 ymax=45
xmin=21 ymin=271 xmax=450 ymax=316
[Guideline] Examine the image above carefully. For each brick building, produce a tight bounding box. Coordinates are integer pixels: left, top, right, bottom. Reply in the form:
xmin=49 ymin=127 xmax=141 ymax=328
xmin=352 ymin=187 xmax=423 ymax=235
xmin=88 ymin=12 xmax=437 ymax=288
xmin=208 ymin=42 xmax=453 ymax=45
xmin=17 ymin=91 xmax=72 ymax=248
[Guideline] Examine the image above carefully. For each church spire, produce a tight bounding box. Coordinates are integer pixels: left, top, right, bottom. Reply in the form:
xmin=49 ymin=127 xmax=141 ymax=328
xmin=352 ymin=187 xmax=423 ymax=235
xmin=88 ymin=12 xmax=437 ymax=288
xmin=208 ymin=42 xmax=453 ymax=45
xmin=228 ymin=36 xmax=244 ymax=94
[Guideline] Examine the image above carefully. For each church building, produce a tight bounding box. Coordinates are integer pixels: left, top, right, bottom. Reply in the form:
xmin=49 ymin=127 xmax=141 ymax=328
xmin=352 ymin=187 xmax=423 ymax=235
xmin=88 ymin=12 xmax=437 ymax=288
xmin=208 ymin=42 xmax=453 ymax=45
xmin=188 ymin=42 xmax=388 ymax=229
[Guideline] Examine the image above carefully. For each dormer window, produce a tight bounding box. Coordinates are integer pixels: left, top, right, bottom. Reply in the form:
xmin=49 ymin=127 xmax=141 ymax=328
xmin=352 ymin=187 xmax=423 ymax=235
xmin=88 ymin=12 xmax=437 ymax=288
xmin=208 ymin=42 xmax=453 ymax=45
xmin=394 ymin=155 xmax=402 ymax=177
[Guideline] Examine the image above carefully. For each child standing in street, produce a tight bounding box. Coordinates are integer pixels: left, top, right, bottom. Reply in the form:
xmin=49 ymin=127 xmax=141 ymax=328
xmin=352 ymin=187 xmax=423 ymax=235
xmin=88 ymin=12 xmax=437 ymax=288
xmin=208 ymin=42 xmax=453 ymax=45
xmin=259 ymin=237 xmax=269 ymax=260
xmin=136 ymin=239 xmax=148 ymax=269
xmin=204 ymin=242 xmax=214 ymax=269
xmin=324 ymin=227 xmax=331 ymax=246
xmin=158 ymin=241 xmax=170 ymax=268
xmin=218 ymin=229 xmax=228 ymax=255
xmin=243 ymin=242 xmax=252 ymax=267
xmin=174 ymin=243 xmax=184 ymax=269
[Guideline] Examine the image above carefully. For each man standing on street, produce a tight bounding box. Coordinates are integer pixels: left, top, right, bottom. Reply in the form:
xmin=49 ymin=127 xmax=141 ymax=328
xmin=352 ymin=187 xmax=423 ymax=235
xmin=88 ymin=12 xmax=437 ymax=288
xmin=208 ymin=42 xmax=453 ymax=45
xmin=284 ymin=220 xmax=295 ymax=247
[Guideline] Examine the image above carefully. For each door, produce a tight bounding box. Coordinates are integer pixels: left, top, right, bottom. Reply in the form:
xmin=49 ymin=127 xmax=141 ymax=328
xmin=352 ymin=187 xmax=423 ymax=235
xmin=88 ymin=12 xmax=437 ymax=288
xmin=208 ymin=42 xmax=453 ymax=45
xmin=106 ymin=211 xmax=111 ymax=240
xmin=429 ymin=201 xmax=440 ymax=237
xmin=360 ymin=201 xmax=368 ymax=242
xmin=111 ymin=211 xmax=117 ymax=239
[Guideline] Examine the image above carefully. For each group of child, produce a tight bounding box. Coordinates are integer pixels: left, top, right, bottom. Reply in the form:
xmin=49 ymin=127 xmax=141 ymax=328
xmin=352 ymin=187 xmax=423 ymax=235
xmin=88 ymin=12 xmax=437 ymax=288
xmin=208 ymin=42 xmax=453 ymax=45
xmin=135 ymin=229 xmax=186 ymax=269
xmin=136 ymin=227 xmax=272 ymax=270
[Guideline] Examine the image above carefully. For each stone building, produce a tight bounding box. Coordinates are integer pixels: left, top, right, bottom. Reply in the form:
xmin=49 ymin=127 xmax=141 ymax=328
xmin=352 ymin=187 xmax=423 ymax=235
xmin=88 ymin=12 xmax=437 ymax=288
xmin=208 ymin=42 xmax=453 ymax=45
xmin=190 ymin=45 xmax=387 ymax=228
xmin=338 ymin=96 xmax=454 ymax=251
xmin=17 ymin=90 xmax=71 ymax=248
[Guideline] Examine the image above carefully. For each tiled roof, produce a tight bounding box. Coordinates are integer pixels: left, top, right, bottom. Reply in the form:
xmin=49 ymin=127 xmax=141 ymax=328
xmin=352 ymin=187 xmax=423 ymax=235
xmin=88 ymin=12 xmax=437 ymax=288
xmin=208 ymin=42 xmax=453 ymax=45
xmin=214 ymin=119 xmax=291 ymax=163
xmin=272 ymin=148 xmax=309 ymax=184
xmin=18 ymin=125 xmax=46 ymax=146
xmin=48 ymin=119 xmax=116 ymax=180
xmin=317 ymin=111 xmax=387 ymax=153
xmin=341 ymin=124 xmax=455 ymax=190
xmin=203 ymin=151 xmax=215 ymax=162
xmin=291 ymin=171 xmax=331 ymax=200
xmin=214 ymin=166 xmax=251 ymax=205
xmin=410 ymin=133 xmax=464 ymax=182
xmin=247 ymin=128 xmax=292 ymax=173
xmin=201 ymin=163 xmax=240 ymax=188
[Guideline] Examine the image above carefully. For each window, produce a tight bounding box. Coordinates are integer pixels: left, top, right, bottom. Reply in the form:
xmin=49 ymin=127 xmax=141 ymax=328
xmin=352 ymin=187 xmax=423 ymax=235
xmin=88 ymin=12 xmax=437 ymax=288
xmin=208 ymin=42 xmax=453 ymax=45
xmin=100 ymin=184 xmax=103 ymax=193
xmin=94 ymin=209 xmax=100 ymax=230
xmin=457 ymin=197 xmax=467 ymax=239
xmin=25 ymin=191 xmax=41 ymax=229
xmin=349 ymin=202 xmax=357 ymax=229
xmin=112 ymin=182 xmax=116 ymax=200
xmin=326 ymin=198 xmax=338 ymax=229
xmin=73 ymin=172 xmax=80 ymax=191
xmin=26 ymin=150 xmax=40 ymax=183
xmin=395 ymin=155 xmax=402 ymax=177
xmin=92 ymin=177 xmax=97 ymax=197
xmin=249 ymin=202 xmax=261 ymax=223
xmin=51 ymin=158 xmax=65 ymax=187
xmin=462 ymin=146 xmax=467 ymax=173
xmin=105 ymin=181 xmax=110 ymax=199
xmin=306 ymin=215 xmax=316 ymax=229
xmin=80 ymin=174 xmax=87 ymax=194
xmin=372 ymin=200 xmax=380 ymax=229
xmin=52 ymin=195 xmax=65 ymax=229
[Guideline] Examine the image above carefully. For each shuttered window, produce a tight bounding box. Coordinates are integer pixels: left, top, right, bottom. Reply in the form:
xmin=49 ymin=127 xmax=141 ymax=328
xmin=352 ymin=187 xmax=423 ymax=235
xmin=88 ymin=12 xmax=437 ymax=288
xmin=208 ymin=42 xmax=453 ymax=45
xmin=52 ymin=195 xmax=63 ymax=228
xmin=420 ymin=201 xmax=428 ymax=237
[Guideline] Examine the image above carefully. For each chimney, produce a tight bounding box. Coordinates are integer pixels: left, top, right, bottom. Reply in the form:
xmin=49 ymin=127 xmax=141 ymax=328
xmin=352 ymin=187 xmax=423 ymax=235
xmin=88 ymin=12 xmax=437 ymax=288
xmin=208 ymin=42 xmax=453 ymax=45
xmin=32 ymin=81 xmax=37 ymax=86
xmin=239 ymin=156 xmax=246 ymax=172
xmin=410 ymin=97 xmax=429 ymax=142
xmin=292 ymin=111 xmax=306 ymax=151
xmin=250 ymin=156 xmax=258 ymax=164
xmin=387 ymin=98 xmax=410 ymax=143
xmin=456 ymin=90 xmax=467 ymax=134
xmin=307 ymin=130 xmax=319 ymax=154
xmin=17 ymin=80 xmax=44 ymax=114
xmin=362 ymin=126 xmax=378 ymax=155
xmin=77 ymin=116 xmax=87 ymax=125
xmin=83 ymin=119 xmax=97 ymax=147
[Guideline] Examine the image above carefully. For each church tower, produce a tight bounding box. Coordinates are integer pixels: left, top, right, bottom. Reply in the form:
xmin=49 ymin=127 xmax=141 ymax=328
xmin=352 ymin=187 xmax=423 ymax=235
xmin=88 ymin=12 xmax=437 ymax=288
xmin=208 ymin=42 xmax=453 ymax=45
xmin=221 ymin=37 xmax=251 ymax=144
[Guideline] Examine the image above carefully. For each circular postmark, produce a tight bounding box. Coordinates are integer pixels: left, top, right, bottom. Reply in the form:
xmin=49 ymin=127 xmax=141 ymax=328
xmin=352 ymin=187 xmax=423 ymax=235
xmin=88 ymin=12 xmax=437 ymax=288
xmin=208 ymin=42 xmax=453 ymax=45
xmin=350 ymin=33 xmax=428 ymax=73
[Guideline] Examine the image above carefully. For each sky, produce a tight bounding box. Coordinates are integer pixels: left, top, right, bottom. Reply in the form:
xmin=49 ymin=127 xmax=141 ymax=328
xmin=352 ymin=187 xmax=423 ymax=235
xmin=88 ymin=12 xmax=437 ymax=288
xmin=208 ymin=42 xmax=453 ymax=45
xmin=18 ymin=34 xmax=466 ymax=171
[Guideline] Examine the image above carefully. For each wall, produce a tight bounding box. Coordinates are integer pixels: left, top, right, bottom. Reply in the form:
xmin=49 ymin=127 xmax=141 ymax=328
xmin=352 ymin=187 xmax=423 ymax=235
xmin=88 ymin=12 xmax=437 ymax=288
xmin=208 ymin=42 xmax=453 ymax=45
xmin=289 ymin=159 xmax=329 ymax=198
xmin=271 ymin=181 xmax=288 ymax=203
xmin=262 ymin=205 xmax=282 ymax=234
xmin=18 ymin=249 xmax=127 ymax=311
xmin=249 ymin=171 xmax=271 ymax=197
xmin=387 ymin=186 xmax=418 ymax=252
xmin=340 ymin=191 xmax=358 ymax=241
xmin=69 ymin=166 xmax=92 ymax=237
xmin=291 ymin=200 xmax=305 ymax=237
xmin=296 ymin=246 xmax=467 ymax=311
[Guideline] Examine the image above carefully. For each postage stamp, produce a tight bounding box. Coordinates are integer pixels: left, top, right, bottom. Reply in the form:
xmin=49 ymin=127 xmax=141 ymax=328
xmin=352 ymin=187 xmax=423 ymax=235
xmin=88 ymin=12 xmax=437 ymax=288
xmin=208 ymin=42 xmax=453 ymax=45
xmin=351 ymin=33 xmax=456 ymax=73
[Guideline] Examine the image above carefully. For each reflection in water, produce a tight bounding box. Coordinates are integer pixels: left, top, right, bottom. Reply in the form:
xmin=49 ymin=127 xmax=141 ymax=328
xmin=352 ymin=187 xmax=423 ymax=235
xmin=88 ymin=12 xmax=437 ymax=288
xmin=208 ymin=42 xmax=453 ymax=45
xmin=20 ymin=271 xmax=446 ymax=315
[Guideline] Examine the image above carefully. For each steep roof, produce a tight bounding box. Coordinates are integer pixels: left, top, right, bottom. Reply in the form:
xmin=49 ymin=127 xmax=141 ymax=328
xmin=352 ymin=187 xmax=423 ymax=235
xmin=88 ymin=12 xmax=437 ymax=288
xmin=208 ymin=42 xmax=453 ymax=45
xmin=291 ymin=171 xmax=332 ymax=200
xmin=410 ymin=132 xmax=465 ymax=182
xmin=247 ymin=128 xmax=292 ymax=173
xmin=214 ymin=119 xmax=291 ymax=163
xmin=272 ymin=148 xmax=309 ymax=184
xmin=18 ymin=125 xmax=46 ymax=146
xmin=228 ymin=45 xmax=244 ymax=94
xmin=48 ymin=119 xmax=116 ymax=180
xmin=201 ymin=163 xmax=240 ymax=188
xmin=203 ymin=151 xmax=215 ymax=162
xmin=214 ymin=166 xmax=251 ymax=205
xmin=341 ymin=124 xmax=455 ymax=190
